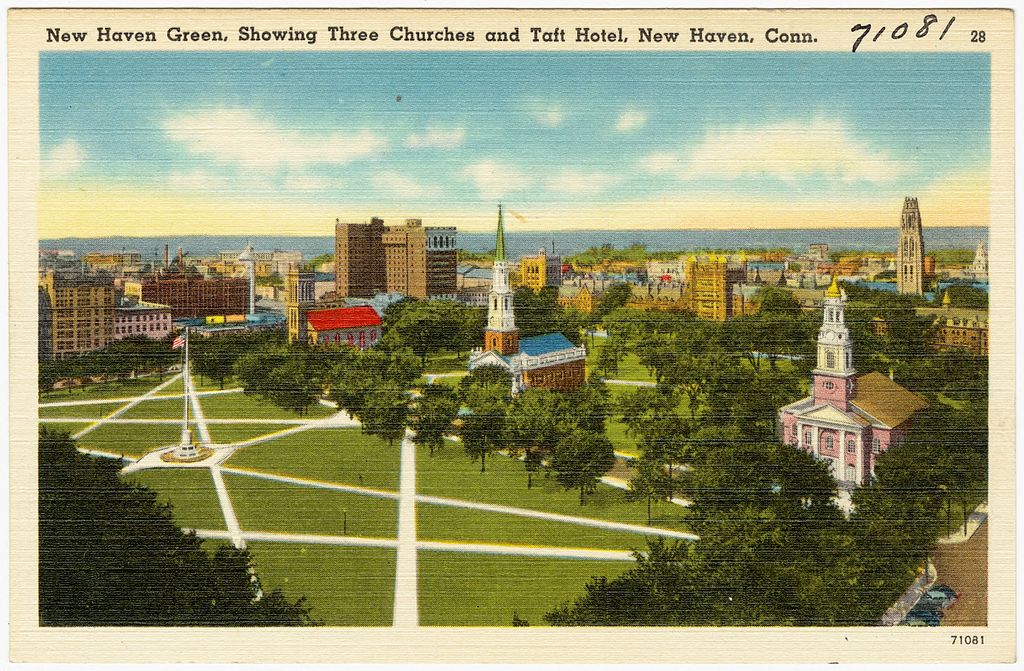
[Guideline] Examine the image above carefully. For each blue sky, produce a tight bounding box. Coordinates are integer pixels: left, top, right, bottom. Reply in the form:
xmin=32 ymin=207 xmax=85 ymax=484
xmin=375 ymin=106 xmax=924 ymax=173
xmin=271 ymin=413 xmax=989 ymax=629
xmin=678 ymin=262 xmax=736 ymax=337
xmin=38 ymin=51 xmax=991 ymax=235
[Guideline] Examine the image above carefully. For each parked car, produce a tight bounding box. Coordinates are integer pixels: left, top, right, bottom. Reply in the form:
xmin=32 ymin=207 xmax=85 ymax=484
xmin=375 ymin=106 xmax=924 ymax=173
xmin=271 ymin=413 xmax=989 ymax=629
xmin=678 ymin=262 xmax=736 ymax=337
xmin=902 ymin=602 xmax=942 ymax=627
xmin=920 ymin=584 xmax=960 ymax=610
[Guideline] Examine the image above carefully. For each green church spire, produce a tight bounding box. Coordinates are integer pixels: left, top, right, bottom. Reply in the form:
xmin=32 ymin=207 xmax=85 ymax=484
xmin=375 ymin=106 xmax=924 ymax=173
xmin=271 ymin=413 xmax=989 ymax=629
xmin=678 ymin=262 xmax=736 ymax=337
xmin=495 ymin=203 xmax=506 ymax=262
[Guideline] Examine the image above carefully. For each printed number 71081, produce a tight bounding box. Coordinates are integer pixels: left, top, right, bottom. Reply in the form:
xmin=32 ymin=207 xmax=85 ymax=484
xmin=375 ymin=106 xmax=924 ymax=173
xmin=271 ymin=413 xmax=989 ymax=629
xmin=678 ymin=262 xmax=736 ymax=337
xmin=951 ymin=636 xmax=985 ymax=645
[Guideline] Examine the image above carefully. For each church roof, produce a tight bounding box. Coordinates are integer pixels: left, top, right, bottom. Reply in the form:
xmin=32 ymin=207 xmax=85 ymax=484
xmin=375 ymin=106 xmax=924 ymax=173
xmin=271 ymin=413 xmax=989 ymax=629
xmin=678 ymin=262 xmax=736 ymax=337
xmin=825 ymin=275 xmax=841 ymax=298
xmin=495 ymin=204 xmax=506 ymax=262
xmin=850 ymin=371 xmax=928 ymax=428
xmin=519 ymin=332 xmax=576 ymax=356
xmin=306 ymin=306 xmax=381 ymax=332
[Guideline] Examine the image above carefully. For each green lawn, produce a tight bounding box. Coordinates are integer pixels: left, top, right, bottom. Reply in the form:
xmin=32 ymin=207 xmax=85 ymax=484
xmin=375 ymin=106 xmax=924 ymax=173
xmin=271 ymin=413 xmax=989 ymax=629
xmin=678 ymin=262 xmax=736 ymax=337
xmin=206 ymin=423 xmax=299 ymax=445
xmin=418 ymin=552 xmax=632 ymax=626
xmin=119 ymin=398 xmax=189 ymax=419
xmin=126 ymin=468 xmax=226 ymax=531
xmin=78 ymin=422 xmax=184 ymax=458
xmin=603 ymin=385 xmax=694 ymax=458
xmin=198 ymin=392 xmax=335 ymax=420
xmin=247 ymin=542 xmax=395 ymax=626
xmin=38 ymin=401 xmax=127 ymax=419
xmin=226 ymin=428 xmax=400 ymax=491
xmin=224 ymin=474 xmax=398 ymax=539
xmin=418 ymin=503 xmax=653 ymax=551
xmin=417 ymin=443 xmax=689 ymax=531
xmin=40 ymin=375 xmax=171 ymax=402
xmin=422 ymin=352 xmax=471 ymax=374
xmin=158 ymin=375 xmax=239 ymax=396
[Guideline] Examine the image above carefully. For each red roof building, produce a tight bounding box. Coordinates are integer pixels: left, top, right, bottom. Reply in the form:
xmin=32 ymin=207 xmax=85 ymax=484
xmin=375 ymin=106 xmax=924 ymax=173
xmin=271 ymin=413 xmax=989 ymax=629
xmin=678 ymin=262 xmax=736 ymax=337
xmin=305 ymin=306 xmax=382 ymax=349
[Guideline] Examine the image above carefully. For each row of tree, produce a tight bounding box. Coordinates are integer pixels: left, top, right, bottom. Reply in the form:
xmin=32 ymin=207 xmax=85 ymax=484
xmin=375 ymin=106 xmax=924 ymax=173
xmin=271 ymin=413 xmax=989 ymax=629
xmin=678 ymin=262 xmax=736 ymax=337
xmin=39 ymin=335 xmax=183 ymax=395
xmin=38 ymin=427 xmax=314 ymax=626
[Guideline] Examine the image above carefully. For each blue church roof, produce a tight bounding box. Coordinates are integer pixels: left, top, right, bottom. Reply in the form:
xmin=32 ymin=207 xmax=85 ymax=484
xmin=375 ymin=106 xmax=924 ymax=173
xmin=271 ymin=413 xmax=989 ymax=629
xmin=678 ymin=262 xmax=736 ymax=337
xmin=519 ymin=332 xmax=576 ymax=356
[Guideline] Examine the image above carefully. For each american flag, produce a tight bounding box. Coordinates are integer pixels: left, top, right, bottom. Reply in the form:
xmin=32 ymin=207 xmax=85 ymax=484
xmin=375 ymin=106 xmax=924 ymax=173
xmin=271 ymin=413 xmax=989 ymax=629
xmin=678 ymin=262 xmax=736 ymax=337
xmin=171 ymin=334 xmax=185 ymax=349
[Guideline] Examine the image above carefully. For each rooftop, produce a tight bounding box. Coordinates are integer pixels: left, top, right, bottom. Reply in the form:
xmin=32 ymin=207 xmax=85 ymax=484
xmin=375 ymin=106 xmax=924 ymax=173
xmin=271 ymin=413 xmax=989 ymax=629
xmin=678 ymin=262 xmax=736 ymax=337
xmin=519 ymin=332 xmax=577 ymax=357
xmin=851 ymin=371 xmax=929 ymax=429
xmin=306 ymin=306 xmax=382 ymax=332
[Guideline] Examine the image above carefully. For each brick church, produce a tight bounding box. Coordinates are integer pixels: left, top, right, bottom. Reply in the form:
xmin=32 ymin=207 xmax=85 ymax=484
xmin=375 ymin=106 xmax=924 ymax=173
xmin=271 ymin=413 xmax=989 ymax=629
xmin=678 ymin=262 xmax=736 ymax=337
xmin=467 ymin=205 xmax=586 ymax=393
xmin=778 ymin=277 xmax=928 ymax=486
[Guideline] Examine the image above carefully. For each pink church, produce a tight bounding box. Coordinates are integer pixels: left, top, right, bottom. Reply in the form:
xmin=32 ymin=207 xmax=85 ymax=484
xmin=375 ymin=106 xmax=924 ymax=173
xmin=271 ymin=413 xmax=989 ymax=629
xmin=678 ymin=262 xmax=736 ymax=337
xmin=778 ymin=278 xmax=928 ymax=487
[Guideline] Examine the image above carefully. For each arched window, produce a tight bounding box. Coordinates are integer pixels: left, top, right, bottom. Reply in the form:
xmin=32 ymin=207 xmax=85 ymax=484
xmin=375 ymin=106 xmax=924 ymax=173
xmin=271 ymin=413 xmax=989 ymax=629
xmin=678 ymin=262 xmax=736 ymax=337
xmin=825 ymin=435 xmax=833 ymax=450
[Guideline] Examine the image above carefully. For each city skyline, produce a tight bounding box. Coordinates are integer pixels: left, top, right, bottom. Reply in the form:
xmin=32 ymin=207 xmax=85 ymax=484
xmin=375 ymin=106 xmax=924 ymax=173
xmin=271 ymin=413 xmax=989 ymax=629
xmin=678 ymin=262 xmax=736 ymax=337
xmin=40 ymin=51 xmax=991 ymax=237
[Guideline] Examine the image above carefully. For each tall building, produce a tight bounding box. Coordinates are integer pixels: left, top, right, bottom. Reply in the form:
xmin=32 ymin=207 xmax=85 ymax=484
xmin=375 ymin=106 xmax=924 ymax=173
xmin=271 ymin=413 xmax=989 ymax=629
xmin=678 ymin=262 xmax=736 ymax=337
xmin=469 ymin=205 xmax=586 ymax=393
xmin=972 ymin=240 xmax=989 ymax=279
xmin=335 ymin=217 xmax=386 ymax=298
xmin=683 ymin=255 xmax=749 ymax=321
xmin=778 ymin=278 xmax=928 ymax=486
xmin=286 ymin=265 xmax=316 ymax=345
xmin=517 ymin=246 xmax=562 ymax=291
xmin=39 ymin=270 xmax=116 ymax=359
xmin=113 ymin=298 xmax=172 ymax=342
xmin=897 ymin=196 xmax=926 ymax=295
xmin=334 ymin=216 xmax=457 ymax=299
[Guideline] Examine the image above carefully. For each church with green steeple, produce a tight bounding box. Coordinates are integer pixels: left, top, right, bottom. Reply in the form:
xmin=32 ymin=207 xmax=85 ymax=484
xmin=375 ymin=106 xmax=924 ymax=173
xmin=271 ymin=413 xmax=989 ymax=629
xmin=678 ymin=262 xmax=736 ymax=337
xmin=468 ymin=204 xmax=587 ymax=393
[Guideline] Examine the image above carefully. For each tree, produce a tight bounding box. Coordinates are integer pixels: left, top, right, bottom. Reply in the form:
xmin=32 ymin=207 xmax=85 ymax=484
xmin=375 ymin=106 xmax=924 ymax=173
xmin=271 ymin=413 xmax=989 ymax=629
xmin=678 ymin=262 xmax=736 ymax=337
xmin=506 ymin=387 xmax=564 ymax=488
xmin=360 ymin=382 xmax=410 ymax=446
xmin=595 ymin=281 xmax=633 ymax=319
xmin=459 ymin=365 xmax=512 ymax=472
xmin=410 ymin=385 xmax=459 ymax=457
xmin=551 ymin=429 xmax=615 ymax=505
xmin=38 ymin=427 xmax=315 ymax=626
xmin=626 ymin=456 xmax=667 ymax=525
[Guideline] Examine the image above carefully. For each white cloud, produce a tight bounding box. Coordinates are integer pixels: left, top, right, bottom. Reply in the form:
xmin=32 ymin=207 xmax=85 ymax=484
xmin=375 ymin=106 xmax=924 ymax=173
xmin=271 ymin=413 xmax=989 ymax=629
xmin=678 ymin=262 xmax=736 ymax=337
xmin=167 ymin=169 xmax=229 ymax=192
xmin=371 ymin=171 xmax=439 ymax=198
xmin=164 ymin=107 xmax=388 ymax=169
xmin=524 ymin=102 xmax=564 ymax=127
xmin=654 ymin=118 xmax=911 ymax=184
xmin=43 ymin=139 xmax=85 ymax=178
xmin=404 ymin=127 xmax=466 ymax=149
xmin=461 ymin=161 xmax=532 ymax=200
xmin=546 ymin=169 xmax=619 ymax=196
xmin=616 ymin=109 xmax=647 ymax=132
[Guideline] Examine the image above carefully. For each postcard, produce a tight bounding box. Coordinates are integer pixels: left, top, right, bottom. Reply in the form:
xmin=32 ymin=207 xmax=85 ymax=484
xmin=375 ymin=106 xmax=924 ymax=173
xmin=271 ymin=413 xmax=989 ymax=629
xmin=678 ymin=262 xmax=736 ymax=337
xmin=8 ymin=7 xmax=1015 ymax=664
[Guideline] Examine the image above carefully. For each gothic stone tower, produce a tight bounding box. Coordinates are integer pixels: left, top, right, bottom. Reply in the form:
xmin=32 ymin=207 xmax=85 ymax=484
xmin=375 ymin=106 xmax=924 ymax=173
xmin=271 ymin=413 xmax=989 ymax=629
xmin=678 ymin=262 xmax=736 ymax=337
xmin=897 ymin=196 xmax=925 ymax=295
xmin=286 ymin=264 xmax=316 ymax=345
xmin=813 ymin=277 xmax=856 ymax=411
xmin=484 ymin=204 xmax=520 ymax=355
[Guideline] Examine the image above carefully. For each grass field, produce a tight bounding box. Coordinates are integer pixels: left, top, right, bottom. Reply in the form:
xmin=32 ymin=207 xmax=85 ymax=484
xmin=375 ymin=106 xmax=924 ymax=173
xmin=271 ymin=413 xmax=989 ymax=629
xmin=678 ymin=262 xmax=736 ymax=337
xmin=206 ymin=423 xmax=299 ymax=445
xmin=198 ymin=392 xmax=334 ymax=420
xmin=422 ymin=352 xmax=472 ymax=375
xmin=78 ymin=422 xmax=184 ymax=458
xmin=417 ymin=503 xmax=654 ymax=552
xmin=247 ymin=542 xmax=396 ymax=626
xmin=126 ymin=468 xmax=226 ymax=531
xmin=226 ymin=428 xmax=400 ymax=491
xmin=225 ymin=473 xmax=398 ymax=539
xmin=418 ymin=551 xmax=632 ymax=626
xmin=417 ymin=443 xmax=689 ymax=531
xmin=38 ymin=401 xmax=127 ymax=419
xmin=40 ymin=375 xmax=174 ymax=402
xmin=38 ymin=421 xmax=93 ymax=436
xmin=159 ymin=375 xmax=239 ymax=395
xmin=118 ymin=397 xmax=190 ymax=419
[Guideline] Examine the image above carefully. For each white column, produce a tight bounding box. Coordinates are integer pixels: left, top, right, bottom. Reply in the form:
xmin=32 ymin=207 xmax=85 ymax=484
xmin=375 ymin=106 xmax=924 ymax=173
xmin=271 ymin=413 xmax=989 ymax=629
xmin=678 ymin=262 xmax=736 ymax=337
xmin=812 ymin=426 xmax=820 ymax=458
xmin=855 ymin=432 xmax=864 ymax=485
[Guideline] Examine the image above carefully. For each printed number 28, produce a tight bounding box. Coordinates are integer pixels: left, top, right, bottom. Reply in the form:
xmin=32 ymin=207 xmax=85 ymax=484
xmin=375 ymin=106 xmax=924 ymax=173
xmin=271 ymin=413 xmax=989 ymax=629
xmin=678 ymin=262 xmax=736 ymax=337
xmin=971 ymin=30 xmax=986 ymax=42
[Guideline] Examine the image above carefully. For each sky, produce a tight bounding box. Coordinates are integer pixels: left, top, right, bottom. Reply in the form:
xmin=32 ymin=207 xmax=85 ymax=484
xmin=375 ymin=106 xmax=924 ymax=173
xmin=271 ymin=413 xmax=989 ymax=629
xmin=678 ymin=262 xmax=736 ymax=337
xmin=39 ymin=51 xmax=991 ymax=236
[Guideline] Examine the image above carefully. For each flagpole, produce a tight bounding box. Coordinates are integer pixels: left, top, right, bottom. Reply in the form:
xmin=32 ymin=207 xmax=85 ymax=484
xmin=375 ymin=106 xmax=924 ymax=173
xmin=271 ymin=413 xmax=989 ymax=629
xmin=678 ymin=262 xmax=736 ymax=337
xmin=182 ymin=327 xmax=190 ymax=445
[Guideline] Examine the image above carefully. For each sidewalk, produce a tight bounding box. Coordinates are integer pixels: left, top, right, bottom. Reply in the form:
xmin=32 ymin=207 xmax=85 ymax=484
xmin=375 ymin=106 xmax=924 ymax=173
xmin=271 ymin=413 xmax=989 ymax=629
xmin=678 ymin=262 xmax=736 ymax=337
xmin=880 ymin=559 xmax=937 ymax=626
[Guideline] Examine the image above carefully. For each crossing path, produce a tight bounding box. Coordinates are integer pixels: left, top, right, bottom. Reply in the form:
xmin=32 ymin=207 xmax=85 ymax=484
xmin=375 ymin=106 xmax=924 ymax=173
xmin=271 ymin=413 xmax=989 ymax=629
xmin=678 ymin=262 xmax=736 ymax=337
xmin=71 ymin=374 xmax=182 ymax=440
xmin=393 ymin=430 xmax=419 ymax=628
xmin=39 ymin=386 xmax=243 ymax=408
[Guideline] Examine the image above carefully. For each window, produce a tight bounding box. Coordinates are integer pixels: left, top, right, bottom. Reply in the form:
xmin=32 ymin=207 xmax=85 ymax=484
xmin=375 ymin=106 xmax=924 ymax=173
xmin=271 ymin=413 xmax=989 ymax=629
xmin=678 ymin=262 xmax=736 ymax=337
xmin=826 ymin=351 xmax=835 ymax=368
xmin=825 ymin=435 xmax=833 ymax=450
xmin=872 ymin=437 xmax=881 ymax=454
xmin=847 ymin=439 xmax=855 ymax=454
xmin=804 ymin=431 xmax=811 ymax=446
xmin=845 ymin=465 xmax=856 ymax=482
xmin=824 ymin=381 xmax=834 ymax=390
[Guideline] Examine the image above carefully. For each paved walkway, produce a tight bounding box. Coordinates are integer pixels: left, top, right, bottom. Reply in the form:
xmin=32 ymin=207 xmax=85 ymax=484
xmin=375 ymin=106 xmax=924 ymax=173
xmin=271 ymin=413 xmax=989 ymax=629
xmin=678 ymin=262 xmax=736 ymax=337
xmin=189 ymin=529 xmax=634 ymax=561
xmin=393 ymin=430 xmax=419 ymax=628
xmin=210 ymin=465 xmax=245 ymax=549
xmin=602 ymin=378 xmax=657 ymax=388
xmin=39 ymin=387 xmax=243 ymax=408
xmin=72 ymin=374 xmax=182 ymax=440
xmin=936 ymin=502 xmax=988 ymax=544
